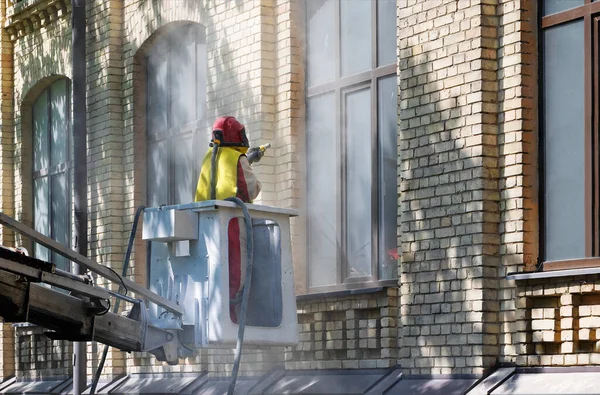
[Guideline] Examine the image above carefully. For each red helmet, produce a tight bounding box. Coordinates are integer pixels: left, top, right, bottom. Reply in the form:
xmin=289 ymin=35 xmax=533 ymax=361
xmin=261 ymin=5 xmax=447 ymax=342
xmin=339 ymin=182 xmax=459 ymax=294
xmin=211 ymin=116 xmax=248 ymax=148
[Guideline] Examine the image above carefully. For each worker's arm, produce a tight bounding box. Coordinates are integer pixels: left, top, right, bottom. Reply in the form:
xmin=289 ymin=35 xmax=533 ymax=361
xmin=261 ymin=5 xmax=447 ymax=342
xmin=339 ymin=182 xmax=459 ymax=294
xmin=239 ymin=156 xmax=261 ymax=201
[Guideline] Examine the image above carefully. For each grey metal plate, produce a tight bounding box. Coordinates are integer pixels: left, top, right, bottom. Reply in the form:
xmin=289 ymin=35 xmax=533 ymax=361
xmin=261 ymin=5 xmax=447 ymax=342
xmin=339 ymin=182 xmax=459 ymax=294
xmin=108 ymin=374 xmax=203 ymax=394
xmin=385 ymin=378 xmax=478 ymax=395
xmin=192 ymin=378 xmax=260 ymax=395
xmin=465 ymin=367 xmax=515 ymax=395
xmin=261 ymin=370 xmax=387 ymax=394
xmin=492 ymin=372 xmax=600 ymax=394
xmin=0 ymin=379 xmax=69 ymax=394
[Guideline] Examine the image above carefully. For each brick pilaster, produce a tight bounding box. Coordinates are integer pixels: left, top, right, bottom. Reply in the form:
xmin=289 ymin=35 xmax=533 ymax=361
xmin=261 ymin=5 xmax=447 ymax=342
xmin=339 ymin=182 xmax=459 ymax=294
xmin=398 ymin=0 xmax=501 ymax=375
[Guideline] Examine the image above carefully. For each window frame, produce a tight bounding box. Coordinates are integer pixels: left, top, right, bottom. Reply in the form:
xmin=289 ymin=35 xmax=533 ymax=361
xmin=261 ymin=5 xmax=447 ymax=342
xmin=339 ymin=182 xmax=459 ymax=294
xmin=31 ymin=78 xmax=72 ymax=269
xmin=539 ymin=0 xmax=600 ymax=271
xmin=305 ymin=0 xmax=397 ymax=292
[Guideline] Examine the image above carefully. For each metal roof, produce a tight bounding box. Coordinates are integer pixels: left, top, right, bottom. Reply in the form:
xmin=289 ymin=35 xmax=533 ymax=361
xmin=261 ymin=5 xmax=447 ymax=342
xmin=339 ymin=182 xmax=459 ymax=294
xmin=2 ymin=366 xmax=600 ymax=395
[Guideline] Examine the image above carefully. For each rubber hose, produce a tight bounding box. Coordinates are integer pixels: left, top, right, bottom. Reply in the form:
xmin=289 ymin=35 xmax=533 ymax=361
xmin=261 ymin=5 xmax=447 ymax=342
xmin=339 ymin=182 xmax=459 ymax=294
xmin=210 ymin=143 xmax=219 ymax=200
xmin=225 ymin=197 xmax=254 ymax=395
xmin=89 ymin=205 xmax=146 ymax=395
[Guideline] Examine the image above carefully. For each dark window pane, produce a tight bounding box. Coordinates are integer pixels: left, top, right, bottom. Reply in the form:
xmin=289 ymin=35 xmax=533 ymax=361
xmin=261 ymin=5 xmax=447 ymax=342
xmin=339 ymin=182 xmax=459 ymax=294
xmin=173 ymin=134 xmax=194 ymax=204
xmin=33 ymin=91 xmax=49 ymax=172
xmin=50 ymin=79 xmax=68 ymax=167
xmin=246 ymin=220 xmax=283 ymax=327
xmin=307 ymin=0 xmax=335 ymax=87
xmin=345 ymin=87 xmax=372 ymax=278
xmin=147 ymin=140 xmax=169 ymax=207
xmin=307 ymin=92 xmax=338 ymax=287
xmin=51 ymin=173 xmax=68 ymax=271
xmin=542 ymin=0 xmax=584 ymax=16
xmin=147 ymin=39 xmax=169 ymax=137
xmin=378 ymin=76 xmax=397 ymax=280
xmin=377 ymin=0 xmax=396 ymax=66
xmin=543 ymin=20 xmax=585 ymax=260
xmin=34 ymin=177 xmax=49 ymax=262
xmin=341 ymin=0 xmax=372 ymax=76
xmin=171 ymin=28 xmax=196 ymax=128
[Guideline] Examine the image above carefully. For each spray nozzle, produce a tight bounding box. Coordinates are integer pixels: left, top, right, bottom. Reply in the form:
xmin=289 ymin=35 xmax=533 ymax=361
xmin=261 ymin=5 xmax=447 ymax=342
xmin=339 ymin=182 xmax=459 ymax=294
xmin=247 ymin=143 xmax=271 ymax=164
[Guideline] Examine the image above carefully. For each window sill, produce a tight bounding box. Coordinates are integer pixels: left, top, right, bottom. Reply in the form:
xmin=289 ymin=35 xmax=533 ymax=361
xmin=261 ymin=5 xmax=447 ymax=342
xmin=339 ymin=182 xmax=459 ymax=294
xmin=297 ymin=279 xmax=398 ymax=301
xmin=507 ymin=266 xmax=600 ymax=281
xmin=507 ymin=258 xmax=600 ymax=281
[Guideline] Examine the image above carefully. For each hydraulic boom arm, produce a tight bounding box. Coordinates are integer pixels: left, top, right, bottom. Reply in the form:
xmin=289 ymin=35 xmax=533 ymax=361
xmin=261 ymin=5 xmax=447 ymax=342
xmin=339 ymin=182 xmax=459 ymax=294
xmin=0 ymin=212 xmax=183 ymax=364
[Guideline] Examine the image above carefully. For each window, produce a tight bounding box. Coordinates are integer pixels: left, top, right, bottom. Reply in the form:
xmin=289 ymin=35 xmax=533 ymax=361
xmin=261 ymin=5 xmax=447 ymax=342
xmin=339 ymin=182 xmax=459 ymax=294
xmin=145 ymin=24 xmax=207 ymax=307
xmin=305 ymin=0 xmax=398 ymax=291
xmin=146 ymin=24 xmax=207 ymax=207
xmin=32 ymin=78 xmax=71 ymax=271
xmin=540 ymin=1 xmax=600 ymax=268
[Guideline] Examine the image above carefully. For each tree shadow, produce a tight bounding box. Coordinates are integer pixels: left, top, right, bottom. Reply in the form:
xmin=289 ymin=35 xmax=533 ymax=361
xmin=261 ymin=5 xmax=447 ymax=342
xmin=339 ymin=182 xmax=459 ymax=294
xmin=398 ymin=0 xmax=503 ymax=378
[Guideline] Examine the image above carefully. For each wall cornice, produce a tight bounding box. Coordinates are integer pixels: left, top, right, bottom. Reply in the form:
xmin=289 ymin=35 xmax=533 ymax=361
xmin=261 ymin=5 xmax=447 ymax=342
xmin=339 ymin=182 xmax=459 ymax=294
xmin=4 ymin=0 xmax=69 ymax=41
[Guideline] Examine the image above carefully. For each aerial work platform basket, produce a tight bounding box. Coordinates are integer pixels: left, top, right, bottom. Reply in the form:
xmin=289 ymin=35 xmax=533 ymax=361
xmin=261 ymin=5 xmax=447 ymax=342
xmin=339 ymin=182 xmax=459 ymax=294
xmin=142 ymin=200 xmax=299 ymax=349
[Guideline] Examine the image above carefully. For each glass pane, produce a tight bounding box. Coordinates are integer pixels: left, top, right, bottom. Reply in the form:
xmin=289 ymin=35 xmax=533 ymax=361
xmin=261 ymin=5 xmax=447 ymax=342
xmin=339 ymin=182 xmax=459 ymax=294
xmin=307 ymin=92 xmax=337 ymax=287
xmin=171 ymin=28 xmax=196 ymax=128
xmin=173 ymin=134 xmax=194 ymax=204
xmin=378 ymin=76 xmax=397 ymax=280
xmin=33 ymin=91 xmax=49 ymax=172
xmin=341 ymin=0 xmax=372 ymax=76
xmin=51 ymin=173 xmax=69 ymax=271
xmin=307 ymin=0 xmax=335 ymax=87
xmin=543 ymin=0 xmax=584 ymax=16
xmin=50 ymin=79 xmax=68 ymax=167
xmin=246 ymin=219 xmax=282 ymax=327
xmin=196 ymin=39 xmax=207 ymax=122
xmin=147 ymin=38 xmax=169 ymax=137
xmin=543 ymin=20 xmax=585 ymax=260
xmin=377 ymin=0 xmax=396 ymax=66
xmin=147 ymin=140 xmax=169 ymax=207
xmin=345 ymin=88 xmax=372 ymax=278
xmin=34 ymin=177 xmax=49 ymax=262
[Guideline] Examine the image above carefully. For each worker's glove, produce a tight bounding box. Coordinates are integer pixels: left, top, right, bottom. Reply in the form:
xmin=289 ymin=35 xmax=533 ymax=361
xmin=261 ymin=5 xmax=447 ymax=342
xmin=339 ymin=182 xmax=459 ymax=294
xmin=247 ymin=147 xmax=264 ymax=163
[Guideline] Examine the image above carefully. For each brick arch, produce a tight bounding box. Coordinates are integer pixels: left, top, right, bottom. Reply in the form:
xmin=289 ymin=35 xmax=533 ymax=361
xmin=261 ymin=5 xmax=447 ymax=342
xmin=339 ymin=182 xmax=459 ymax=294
xmin=17 ymin=75 xmax=71 ymax=247
xmin=133 ymin=20 xmax=206 ymax=60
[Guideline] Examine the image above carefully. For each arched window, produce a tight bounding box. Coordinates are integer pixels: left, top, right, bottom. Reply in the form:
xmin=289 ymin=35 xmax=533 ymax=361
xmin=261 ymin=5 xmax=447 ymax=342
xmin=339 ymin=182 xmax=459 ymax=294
xmin=145 ymin=24 xmax=207 ymax=307
xmin=146 ymin=23 xmax=207 ymax=208
xmin=32 ymin=78 xmax=71 ymax=271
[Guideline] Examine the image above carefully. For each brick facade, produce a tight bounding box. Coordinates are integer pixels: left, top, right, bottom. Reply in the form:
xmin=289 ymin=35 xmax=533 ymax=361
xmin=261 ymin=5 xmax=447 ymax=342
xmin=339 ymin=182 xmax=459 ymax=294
xmin=0 ymin=0 xmax=599 ymax=387
xmin=398 ymin=0 xmax=502 ymax=374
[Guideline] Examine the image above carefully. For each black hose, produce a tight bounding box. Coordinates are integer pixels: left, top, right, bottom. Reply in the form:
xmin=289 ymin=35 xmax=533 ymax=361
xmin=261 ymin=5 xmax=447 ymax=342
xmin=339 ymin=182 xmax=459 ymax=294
xmin=225 ymin=197 xmax=254 ymax=395
xmin=210 ymin=143 xmax=219 ymax=200
xmin=89 ymin=205 xmax=146 ymax=395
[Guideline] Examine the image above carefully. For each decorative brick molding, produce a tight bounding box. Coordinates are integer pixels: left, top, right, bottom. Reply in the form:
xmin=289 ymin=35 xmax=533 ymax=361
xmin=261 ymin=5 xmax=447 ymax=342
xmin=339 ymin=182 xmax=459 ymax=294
xmin=13 ymin=324 xmax=71 ymax=380
xmin=288 ymin=288 xmax=398 ymax=370
xmin=4 ymin=0 xmax=69 ymax=41
xmin=516 ymin=276 xmax=600 ymax=366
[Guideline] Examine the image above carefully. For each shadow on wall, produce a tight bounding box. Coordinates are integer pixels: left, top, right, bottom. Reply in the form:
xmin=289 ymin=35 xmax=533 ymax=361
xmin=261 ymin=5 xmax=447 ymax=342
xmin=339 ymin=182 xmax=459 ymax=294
xmin=398 ymin=8 xmax=501 ymax=374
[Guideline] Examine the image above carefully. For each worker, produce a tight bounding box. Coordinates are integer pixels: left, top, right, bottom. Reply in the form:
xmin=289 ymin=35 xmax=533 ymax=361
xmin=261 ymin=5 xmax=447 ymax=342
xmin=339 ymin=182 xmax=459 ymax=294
xmin=194 ymin=116 xmax=262 ymax=324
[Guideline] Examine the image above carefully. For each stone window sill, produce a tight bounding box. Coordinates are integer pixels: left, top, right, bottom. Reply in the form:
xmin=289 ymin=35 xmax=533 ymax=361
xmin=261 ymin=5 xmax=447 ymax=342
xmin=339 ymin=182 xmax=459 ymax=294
xmin=297 ymin=279 xmax=398 ymax=301
xmin=507 ymin=266 xmax=600 ymax=281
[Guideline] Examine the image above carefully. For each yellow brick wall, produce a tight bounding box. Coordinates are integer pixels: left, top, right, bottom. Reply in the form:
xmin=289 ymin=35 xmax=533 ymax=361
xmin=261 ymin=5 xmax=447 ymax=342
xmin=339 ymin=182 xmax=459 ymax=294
xmin=496 ymin=0 xmax=537 ymax=366
xmin=5 ymin=0 xmax=598 ymax=384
